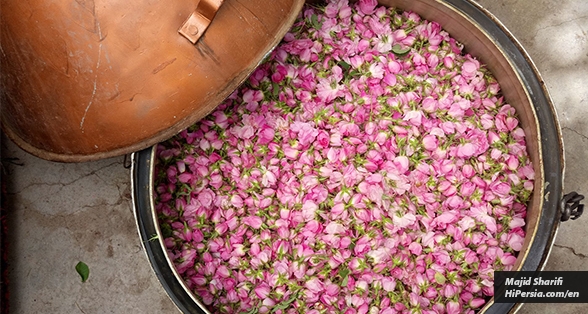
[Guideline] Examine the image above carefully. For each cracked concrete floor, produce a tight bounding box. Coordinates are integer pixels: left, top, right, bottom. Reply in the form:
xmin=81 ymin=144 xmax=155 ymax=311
xmin=1 ymin=0 xmax=587 ymax=313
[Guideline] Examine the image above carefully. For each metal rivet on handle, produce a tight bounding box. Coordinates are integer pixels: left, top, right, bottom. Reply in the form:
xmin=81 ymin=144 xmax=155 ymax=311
xmin=188 ymin=25 xmax=199 ymax=36
xmin=179 ymin=0 xmax=224 ymax=44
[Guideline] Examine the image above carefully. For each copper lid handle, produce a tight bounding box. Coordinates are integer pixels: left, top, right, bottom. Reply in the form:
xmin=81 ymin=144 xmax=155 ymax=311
xmin=179 ymin=0 xmax=224 ymax=44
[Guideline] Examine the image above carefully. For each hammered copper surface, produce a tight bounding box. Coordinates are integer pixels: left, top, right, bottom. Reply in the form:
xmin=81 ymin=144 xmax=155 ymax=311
xmin=1 ymin=0 xmax=304 ymax=162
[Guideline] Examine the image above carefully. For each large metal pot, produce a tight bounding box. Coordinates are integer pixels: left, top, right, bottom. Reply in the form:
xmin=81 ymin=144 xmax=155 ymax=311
xmin=131 ymin=0 xmax=583 ymax=313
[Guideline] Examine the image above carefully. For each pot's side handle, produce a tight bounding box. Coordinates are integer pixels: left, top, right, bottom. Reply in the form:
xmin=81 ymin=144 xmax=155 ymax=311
xmin=179 ymin=0 xmax=225 ymax=44
xmin=560 ymin=192 xmax=584 ymax=221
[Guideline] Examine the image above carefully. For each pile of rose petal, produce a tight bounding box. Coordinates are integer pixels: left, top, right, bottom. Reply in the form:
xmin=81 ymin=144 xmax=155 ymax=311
xmin=154 ymin=1 xmax=534 ymax=313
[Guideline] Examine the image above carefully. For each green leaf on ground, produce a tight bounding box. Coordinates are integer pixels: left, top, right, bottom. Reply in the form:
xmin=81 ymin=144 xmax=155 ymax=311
xmin=76 ymin=261 xmax=90 ymax=283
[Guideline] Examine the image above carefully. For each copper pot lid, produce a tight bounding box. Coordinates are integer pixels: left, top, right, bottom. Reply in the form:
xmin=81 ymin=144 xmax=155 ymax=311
xmin=1 ymin=0 xmax=305 ymax=162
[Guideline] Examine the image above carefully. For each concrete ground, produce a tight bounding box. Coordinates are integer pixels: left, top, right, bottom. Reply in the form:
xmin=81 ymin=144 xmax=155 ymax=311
xmin=2 ymin=0 xmax=587 ymax=313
